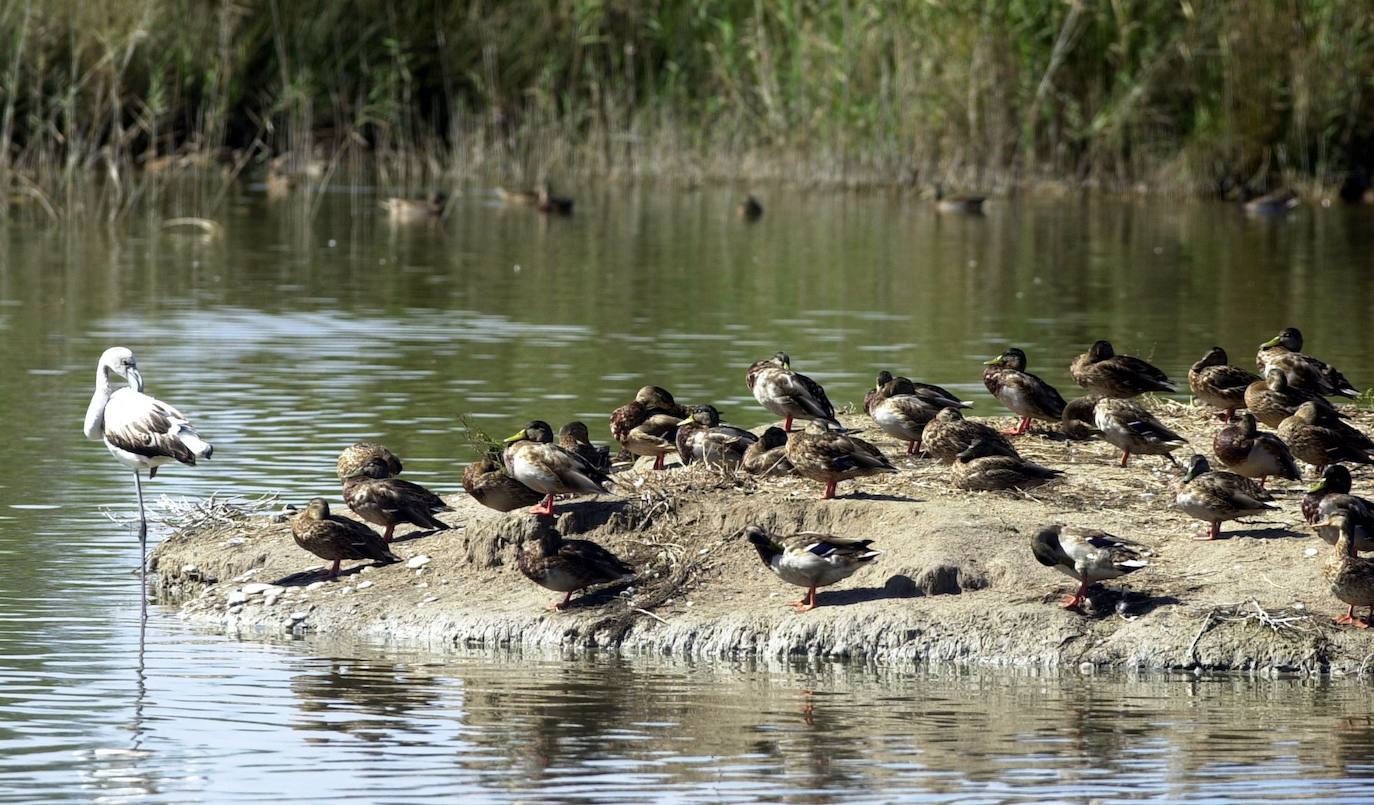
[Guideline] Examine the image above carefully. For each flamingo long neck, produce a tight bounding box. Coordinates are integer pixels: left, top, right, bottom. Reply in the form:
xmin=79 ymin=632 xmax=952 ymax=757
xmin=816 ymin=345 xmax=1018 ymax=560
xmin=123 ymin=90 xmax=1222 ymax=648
xmin=83 ymin=366 xmax=114 ymax=441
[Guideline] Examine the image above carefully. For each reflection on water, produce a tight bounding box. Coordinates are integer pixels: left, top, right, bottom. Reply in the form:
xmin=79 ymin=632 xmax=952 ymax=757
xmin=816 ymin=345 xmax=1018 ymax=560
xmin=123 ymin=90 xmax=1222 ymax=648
xmin=2 ymin=186 xmax=1374 ymax=800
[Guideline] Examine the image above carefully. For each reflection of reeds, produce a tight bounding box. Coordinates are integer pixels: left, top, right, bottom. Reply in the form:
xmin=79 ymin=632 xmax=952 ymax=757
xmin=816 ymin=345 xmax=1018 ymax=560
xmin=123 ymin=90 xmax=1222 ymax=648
xmin=5 ymin=2 xmax=1374 ymax=217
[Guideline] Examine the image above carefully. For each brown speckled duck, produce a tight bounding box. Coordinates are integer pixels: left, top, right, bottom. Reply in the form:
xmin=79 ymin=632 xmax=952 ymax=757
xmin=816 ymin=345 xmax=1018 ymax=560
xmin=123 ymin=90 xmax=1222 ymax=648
xmin=982 ymin=348 xmax=1067 ymax=436
xmin=462 ymin=449 xmax=544 ymax=512
xmin=1091 ymin=398 xmax=1187 ymax=468
xmin=1244 ymin=368 xmax=1345 ymax=429
xmin=922 ymin=407 xmax=1019 ymax=465
xmin=1277 ymin=402 xmax=1374 ymax=474
xmin=864 ymin=370 xmax=971 ymax=416
xmin=1174 ymin=454 xmax=1279 ymax=540
xmin=517 ymin=518 xmax=633 ymax=610
xmin=558 ymin=421 xmax=611 ymax=474
xmin=1212 ymin=413 xmax=1300 ymax=488
xmin=675 ymin=405 xmax=756 ymax=468
xmin=1257 ymin=327 xmax=1359 ymax=399
xmin=1031 ymin=524 xmax=1149 ymax=610
xmin=785 ymin=420 xmax=896 ymax=499
xmin=380 ymin=191 xmax=447 ymax=222
xmin=1060 ymin=397 xmax=1103 ymax=441
xmin=1069 ymin=340 xmax=1175 ymax=398
xmin=1189 ymin=347 xmax=1260 ymax=420
xmin=610 ymin=386 xmax=687 ymax=444
xmin=342 ymin=457 xmax=452 ymax=542
xmin=337 ymin=442 xmax=403 ymax=481
xmin=1303 ymin=465 xmax=1374 ymax=552
xmin=1318 ymin=512 xmax=1374 ymax=627
xmin=290 ymin=497 xmax=399 ymax=579
xmin=741 ymin=426 xmax=793 ymax=477
xmin=747 ymin=352 xmax=838 ymax=432
xmin=951 ymin=438 xmax=1062 ymax=491
xmin=869 ymin=378 xmax=950 ymax=455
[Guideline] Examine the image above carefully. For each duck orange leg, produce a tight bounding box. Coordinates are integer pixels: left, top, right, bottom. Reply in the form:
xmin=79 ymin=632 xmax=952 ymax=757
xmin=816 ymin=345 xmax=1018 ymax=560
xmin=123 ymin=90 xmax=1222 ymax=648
xmin=906 ymin=440 xmax=917 ymax=455
xmin=530 ymin=494 xmax=556 ymax=516
xmin=653 ymin=453 xmax=666 ymax=471
xmin=792 ymin=586 xmax=818 ymax=612
xmin=328 ymin=559 xmax=341 ymax=579
xmin=1119 ymin=449 xmax=1131 ymax=468
xmin=383 ymin=523 xmax=396 ymax=543
xmin=821 ymin=480 xmax=837 ymax=499
xmin=1003 ymin=417 xmax=1031 ymax=436
xmin=549 ymin=590 xmax=575 ymax=611
xmin=1194 ymin=521 xmax=1221 ymax=541
xmin=1061 ymin=582 xmax=1088 ymax=609
xmin=783 ymin=415 xmax=794 ymax=432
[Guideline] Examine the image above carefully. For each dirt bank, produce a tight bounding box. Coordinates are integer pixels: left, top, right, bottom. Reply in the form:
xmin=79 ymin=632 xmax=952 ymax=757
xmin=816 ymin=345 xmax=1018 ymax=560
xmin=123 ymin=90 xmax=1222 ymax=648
xmin=151 ymin=403 xmax=1374 ymax=675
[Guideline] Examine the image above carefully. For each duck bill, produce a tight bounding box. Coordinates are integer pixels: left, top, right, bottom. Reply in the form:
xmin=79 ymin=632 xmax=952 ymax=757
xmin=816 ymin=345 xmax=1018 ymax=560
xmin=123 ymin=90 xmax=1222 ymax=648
xmin=982 ymin=357 xmax=1002 ymax=366
xmin=502 ymin=429 xmax=527 ymax=443
xmin=1260 ymin=335 xmax=1281 ymax=348
xmin=1308 ymin=478 xmax=1329 ymax=493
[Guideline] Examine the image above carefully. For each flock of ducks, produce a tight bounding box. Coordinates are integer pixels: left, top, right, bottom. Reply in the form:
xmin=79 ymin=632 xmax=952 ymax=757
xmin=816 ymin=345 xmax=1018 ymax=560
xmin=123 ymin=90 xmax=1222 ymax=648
xmin=84 ymin=327 xmax=1374 ymax=623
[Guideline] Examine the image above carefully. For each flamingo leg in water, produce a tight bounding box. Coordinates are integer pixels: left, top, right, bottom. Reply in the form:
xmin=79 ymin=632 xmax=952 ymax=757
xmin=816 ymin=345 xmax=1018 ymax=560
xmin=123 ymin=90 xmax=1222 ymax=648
xmin=134 ymin=471 xmax=148 ymax=625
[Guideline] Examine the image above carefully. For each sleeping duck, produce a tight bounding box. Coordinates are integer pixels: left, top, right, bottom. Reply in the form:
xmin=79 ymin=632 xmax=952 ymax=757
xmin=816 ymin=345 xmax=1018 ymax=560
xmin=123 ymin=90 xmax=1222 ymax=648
xmin=1031 ymin=524 xmax=1149 ymax=610
xmin=518 ymin=518 xmax=633 ymax=610
xmin=1212 ymin=412 xmax=1301 ymax=488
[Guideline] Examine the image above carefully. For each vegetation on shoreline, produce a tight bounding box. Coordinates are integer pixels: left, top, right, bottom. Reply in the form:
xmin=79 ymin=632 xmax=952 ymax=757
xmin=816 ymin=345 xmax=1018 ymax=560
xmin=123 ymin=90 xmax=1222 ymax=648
xmin=4 ymin=1 xmax=1374 ymax=217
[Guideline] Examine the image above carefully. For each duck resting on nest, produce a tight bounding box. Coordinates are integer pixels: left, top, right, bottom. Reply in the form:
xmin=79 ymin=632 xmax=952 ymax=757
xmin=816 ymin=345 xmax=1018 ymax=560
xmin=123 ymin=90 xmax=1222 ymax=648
xmin=1256 ymin=327 xmax=1359 ymax=399
xmin=504 ymin=420 xmax=611 ymax=516
xmin=744 ymin=525 xmax=881 ymax=612
xmin=741 ymin=427 xmax=793 ymax=477
xmin=290 ymin=498 xmax=399 ymax=579
xmin=1303 ymin=465 xmax=1374 ymax=552
xmin=1031 ymin=524 xmax=1149 ymax=611
xmin=1188 ymin=347 xmax=1260 ymax=421
xmin=342 ymin=456 xmax=452 ymax=542
xmin=950 ymin=438 xmax=1062 ymax=491
xmin=518 ymin=518 xmax=634 ymax=611
xmin=982 ymin=348 xmax=1067 ymax=436
xmin=746 ymin=351 xmax=838 ymax=433
xmin=786 ymin=420 xmax=896 ymax=499
xmin=462 ymin=448 xmax=544 ymax=512
xmin=1069 ymin=340 xmax=1175 ymax=398
xmin=675 ymin=405 xmax=757 ymax=468
xmin=1174 ymin=454 xmax=1279 ymax=540
xmin=337 ymin=442 xmax=403 ymax=481
xmin=1212 ymin=412 xmax=1301 ymax=488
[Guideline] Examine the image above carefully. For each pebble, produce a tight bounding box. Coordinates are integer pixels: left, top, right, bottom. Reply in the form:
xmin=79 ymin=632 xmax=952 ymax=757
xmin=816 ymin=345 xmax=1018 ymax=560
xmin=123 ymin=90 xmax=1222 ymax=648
xmin=226 ymin=537 xmax=246 ymax=547
xmin=263 ymin=593 xmax=280 ymax=607
xmin=243 ymin=583 xmax=282 ymax=597
xmin=306 ymin=581 xmax=326 ymax=592
xmin=1304 ymin=547 xmax=1319 ymax=558
xmin=289 ymin=611 xmax=309 ymax=623
xmin=180 ymin=564 xmax=198 ymax=575
xmin=407 ymin=555 xmax=431 ymax=570
xmin=226 ymin=590 xmax=249 ymax=605
xmin=232 ymin=569 xmax=261 ymax=582
xmin=357 ymin=580 xmax=374 ymax=590
xmin=360 ymin=566 xmax=372 ymax=574
xmin=340 ymin=586 xmax=354 ymax=594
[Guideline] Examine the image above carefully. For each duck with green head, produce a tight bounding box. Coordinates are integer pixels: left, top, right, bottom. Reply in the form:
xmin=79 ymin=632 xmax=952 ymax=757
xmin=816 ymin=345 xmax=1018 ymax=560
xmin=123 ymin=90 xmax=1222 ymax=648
xmin=1257 ymin=327 xmax=1359 ymax=399
xmin=744 ymin=525 xmax=881 ymax=612
xmin=982 ymin=348 xmax=1068 ymax=436
xmin=1031 ymin=524 xmax=1149 ymax=611
xmin=504 ymin=420 xmax=611 ymax=516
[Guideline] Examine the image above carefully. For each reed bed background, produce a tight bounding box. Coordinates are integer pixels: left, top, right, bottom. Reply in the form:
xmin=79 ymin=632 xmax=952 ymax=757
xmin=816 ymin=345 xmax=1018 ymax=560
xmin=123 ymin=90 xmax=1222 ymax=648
xmin=4 ymin=0 xmax=1374 ymax=219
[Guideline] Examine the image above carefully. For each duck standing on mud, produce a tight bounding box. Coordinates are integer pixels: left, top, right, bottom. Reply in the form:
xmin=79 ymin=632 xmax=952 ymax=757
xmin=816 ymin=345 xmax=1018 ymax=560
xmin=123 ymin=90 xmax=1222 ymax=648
xmin=341 ymin=456 xmax=452 ymax=543
xmin=504 ymin=421 xmax=611 ymax=515
xmin=1303 ymin=465 xmax=1374 ymax=551
xmin=518 ymin=518 xmax=634 ymax=611
xmin=1317 ymin=512 xmax=1374 ymax=628
xmin=1031 ymin=524 xmax=1149 ymax=611
xmin=746 ymin=351 xmax=839 ymax=433
xmin=1174 ymin=455 xmax=1279 ymax=540
xmin=290 ymin=498 xmax=399 ymax=579
xmin=743 ymin=525 xmax=880 ymax=612
xmin=982 ymin=348 xmax=1067 ymax=436
xmin=786 ymin=420 xmax=896 ymax=499
xmin=1188 ymin=347 xmax=1259 ymax=421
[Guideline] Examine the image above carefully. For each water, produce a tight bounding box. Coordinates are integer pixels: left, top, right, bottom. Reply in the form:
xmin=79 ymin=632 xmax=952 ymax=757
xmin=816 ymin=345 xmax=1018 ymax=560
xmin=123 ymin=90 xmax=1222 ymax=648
xmin=3 ymin=185 xmax=1374 ymax=801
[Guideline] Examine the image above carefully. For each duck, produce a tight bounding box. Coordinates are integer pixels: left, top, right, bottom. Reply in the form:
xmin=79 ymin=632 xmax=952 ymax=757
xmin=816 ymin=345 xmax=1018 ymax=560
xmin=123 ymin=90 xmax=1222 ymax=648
xmin=1303 ymin=465 xmax=1374 ymax=551
xmin=1031 ymin=524 xmax=1149 ymax=610
xmin=741 ymin=427 xmax=793 ymax=477
xmin=558 ymin=421 xmax=611 ymax=474
xmin=744 ymin=525 xmax=881 ymax=612
xmin=864 ymin=370 xmax=972 ymax=415
xmin=337 ymin=442 xmax=403 ymax=481
xmin=746 ymin=351 xmax=839 ymax=432
xmin=1317 ymin=512 xmax=1374 ymax=627
xmin=341 ymin=456 xmax=452 ymax=543
xmin=609 ymin=386 xmax=687 ymax=444
xmin=290 ymin=497 xmax=399 ymax=579
xmin=922 ymin=407 xmax=1019 ymax=465
xmin=982 ymin=348 xmax=1068 ymax=436
xmin=1277 ymin=402 xmax=1374 ymax=473
xmin=1243 ymin=189 xmax=1299 ymax=216
xmin=461 ymin=449 xmax=545 ymax=512
xmin=1175 ymin=454 xmax=1279 ymax=540
xmin=1069 ymin=340 xmax=1175 ymax=398
xmin=1060 ymin=397 xmax=1103 ymax=441
xmin=675 ymin=405 xmax=757 ymax=468
xmin=1244 ymin=368 xmax=1346 ymax=428
xmin=869 ymin=377 xmax=951 ymax=455
xmin=785 ymin=420 xmax=896 ymax=499
xmin=1188 ymin=347 xmax=1260 ymax=420
xmin=380 ymin=191 xmax=446 ymax=222
xmin=517 ymin=518 xmax=633 ymax=611
xmin=1091 ymin=398 xmax=1188 ymax=468
xmin=1256 ymin=327 xmax=1359 ymax=399
xmin=737 ymin=195 xmax=764 ymax=221
xmin=624 ymin=412 xmax=682 ymax=471
xmin=497 ymin=184 xmax=572 ymax=215
xmin=950 ymin=438 xmax=1062 ymax=491
xmin=503 ymin=421 xmax=611 ymax=516
xmin=1212 ymin=413 xmax=1301 ymax=488
xmin=934 ymin=184 xmax=985 ymax=214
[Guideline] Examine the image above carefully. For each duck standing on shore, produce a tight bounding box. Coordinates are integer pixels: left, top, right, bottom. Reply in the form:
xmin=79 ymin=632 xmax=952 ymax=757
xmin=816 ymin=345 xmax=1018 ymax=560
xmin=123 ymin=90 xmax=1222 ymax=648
xmin=1089 ymin=398 xmax=1188 ymax=468
xmin=517 ymin=518 xmax=633 ymax=610
xmin=1303 ymin=465 xmax=1374 ymax=551
xmin=290 ymin=498 xmax=399 ymax=579
xmin=1317 ymin=512 xmax=1374 ymax=627
xmin=982 ymin=348 xmax=1067 ymax=436
xmin=1212 ymin=413 xmax=1301 ymax=488
xmin=864 ymin=370 xmax=971 ymax=416
xmin=1188 ymin=347 xmax=1259 ymax=421
xmin=1256 ymin=327 xmax=1359 ymax=399
xmin=342 ymin=456 xmax=451 ymax=543
xmin=1031 ymin=524 xmax=1149 ymax=610
xmin=744 ymin=525 xmax=880 ymax=612
xmin=504 ymin=421 xmax=611 ymax=515
xmin=747 ymin=351 xmax=839 ymax=433
xmin=1175 ymin=454 xmax=1279 ymax=540
xmin=1069 ymin=340 xmax=1175 ymax=398
xmin=786 ymin=421 xmax=896 ymax=499
xmin=675 ymin=405 xmax=756 ymax=468
xmin=1277 ymin=402 xmax=1374 ymax=474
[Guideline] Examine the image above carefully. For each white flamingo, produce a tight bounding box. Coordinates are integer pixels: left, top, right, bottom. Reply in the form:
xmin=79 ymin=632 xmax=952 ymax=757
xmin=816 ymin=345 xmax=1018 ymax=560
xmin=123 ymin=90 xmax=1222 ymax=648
xmin=83 ymin=347 xmax=213 ymax=616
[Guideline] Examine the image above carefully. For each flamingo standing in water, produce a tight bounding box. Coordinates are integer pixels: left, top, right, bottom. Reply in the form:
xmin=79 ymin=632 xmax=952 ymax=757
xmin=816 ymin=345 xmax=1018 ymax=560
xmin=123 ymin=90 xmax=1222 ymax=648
xmin=83 ymin=347 xmax=213 ymax=619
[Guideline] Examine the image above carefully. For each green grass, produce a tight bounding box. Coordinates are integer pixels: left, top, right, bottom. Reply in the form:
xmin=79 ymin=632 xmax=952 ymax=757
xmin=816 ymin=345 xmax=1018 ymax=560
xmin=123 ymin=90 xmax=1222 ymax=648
xmin=4 ymin=0 xmax=1374 ymax=218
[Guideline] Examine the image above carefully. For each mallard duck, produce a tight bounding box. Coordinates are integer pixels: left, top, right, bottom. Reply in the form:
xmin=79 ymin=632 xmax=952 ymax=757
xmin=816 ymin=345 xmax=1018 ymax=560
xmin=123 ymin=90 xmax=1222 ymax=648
xmin=498 ymin=184 xmax=572 ymax=215
xmin=743 ymin=525 xmax=880 ymax=612
xmin=1060 ymin=397 xmax=1103 ymax=441
xmin=1069 ymin=340 xmax=1175 ymax=398
xmin=675 ymin=405 xmax=757 ymax=468
xmin=982 ymin=348 xmax=1067 ymax=435
xmin=517 ymin=518 xmax=633 ymax=610
xmin=1031 ymin=524 xmax=1149 ymax=610
xmin=1189 ymin=347 xmax=1260 ymax=420
xmin=609 ymin=386 xmax=686 ymax=443
xmin=380 ymin=191 xmax=446 ymax=222
xmin=503 ymin=421 xmax=611 ymax=515
xmin=1092 ymin=398 xmax=1187 ymax=467
xmin=558 ymin=421 xmax=611 ymax=473
xmin=741 ymin=426 xmax=793 ymax=476
xmin=1212 ymin=413 xmax=1300 ymax=488
xmin=1317 ymin=512 xmax=1374 ymax=627
xmin=1175 ymin=454 xmax=1279 ymax=540
xmin=462 ymin=449 xmax=544 ymax=512
xmin=290 ymin=497 xmax=399 ymax=579
xmin=950 ymin=438 xmax=1063 ymax=491
xmin=341 ymin=457 xmax=452 ymax=542
xmin=746 ymin=351 xmax=838 ymax=432
xmin=336 ymin=442 xmax=403 ymax=481
xmin=870 ymin=378 xmax=950 ymax=455
xmin=1303 ymin=465 xmax=1374 ymax=551
xmin=1256 ymin=327 xmax=1359 ymax=399
xmin=737 ymin=195 xmax=763 ymax=221
xmin=922 ymin=407 xmax=1019 ymax=464
xmin=785 ymin=420 xmax=896 ymax=499
xmin=934 ymin=184 xmax=985 ymax=214
xmin=624 ymin=412 xmax=681 ymax=470
xmin=1277 ymin=402 xmax=1374 ymax=473
xmin=1244 ymin=368 xmax=1345 ymax=428
xmin=864 ymin=370 xmax=972 ymax=415
xmin=1243 ymin=189 xmax=1298 ymax=216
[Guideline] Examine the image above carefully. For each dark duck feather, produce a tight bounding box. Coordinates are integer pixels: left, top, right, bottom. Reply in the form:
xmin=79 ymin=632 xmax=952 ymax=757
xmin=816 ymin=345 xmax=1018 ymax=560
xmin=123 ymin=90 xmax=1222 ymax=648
xmin=341 ymin=456 xmax=452 ymax=542
xmin=517 ymin=518 xmax=634 ymax=610
xmin=1069 ymin=340 xmax=1175 ymax=398
xmin=982 ymin=348 xmax=1068 ymax=436
xmin=290 ymin=497 xmax=399 ymax=579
